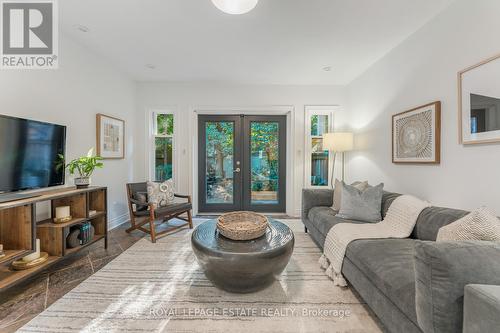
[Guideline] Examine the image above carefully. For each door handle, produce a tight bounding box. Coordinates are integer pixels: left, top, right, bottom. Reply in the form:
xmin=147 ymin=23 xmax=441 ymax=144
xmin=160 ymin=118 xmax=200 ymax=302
xmin=234 ymin=167 xmax=241 ymax=173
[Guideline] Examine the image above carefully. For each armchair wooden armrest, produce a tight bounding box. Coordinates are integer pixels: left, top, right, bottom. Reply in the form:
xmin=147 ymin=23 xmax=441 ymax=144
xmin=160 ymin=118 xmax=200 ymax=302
xmin=174 ymin=193 xmax=192 ymax=203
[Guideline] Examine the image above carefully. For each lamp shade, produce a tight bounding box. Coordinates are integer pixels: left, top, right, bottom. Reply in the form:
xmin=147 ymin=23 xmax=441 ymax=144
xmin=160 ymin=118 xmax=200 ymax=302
xmin=211 ymin=0 xmax=259 ymax=15
xmin=323 ymin=132 xmax=354 ymax=152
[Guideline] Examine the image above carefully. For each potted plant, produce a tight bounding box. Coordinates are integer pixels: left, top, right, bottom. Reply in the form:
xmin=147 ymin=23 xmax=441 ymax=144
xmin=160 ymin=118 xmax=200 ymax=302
xmin=59 ymin=148 xmax=104 ymax=188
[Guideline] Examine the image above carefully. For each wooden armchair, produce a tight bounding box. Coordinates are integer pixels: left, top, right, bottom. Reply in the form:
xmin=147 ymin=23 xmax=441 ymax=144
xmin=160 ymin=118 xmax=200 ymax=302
xmin=126 ymin=182 xmax=193 ymax=243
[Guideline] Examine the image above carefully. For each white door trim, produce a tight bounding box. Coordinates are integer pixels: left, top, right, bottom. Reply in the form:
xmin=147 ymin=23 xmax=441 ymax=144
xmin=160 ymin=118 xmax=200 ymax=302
xmin=189 ymin=105 xmax=295 ymax=216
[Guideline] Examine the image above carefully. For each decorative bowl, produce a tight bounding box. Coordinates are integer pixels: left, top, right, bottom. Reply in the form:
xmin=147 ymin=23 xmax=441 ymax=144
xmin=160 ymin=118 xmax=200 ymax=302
xmin=217 ymin=211 xmax=268 ymax=241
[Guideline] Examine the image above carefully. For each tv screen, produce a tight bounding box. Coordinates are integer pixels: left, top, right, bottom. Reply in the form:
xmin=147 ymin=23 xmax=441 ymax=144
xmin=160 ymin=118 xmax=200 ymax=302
xmin=0 ymin=115 xmax=66 ymax=193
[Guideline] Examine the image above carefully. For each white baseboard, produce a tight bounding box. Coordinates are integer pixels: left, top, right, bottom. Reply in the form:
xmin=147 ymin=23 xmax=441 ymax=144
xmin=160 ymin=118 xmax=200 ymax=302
xmin=108 ymin=212 xmax=130 ymax=230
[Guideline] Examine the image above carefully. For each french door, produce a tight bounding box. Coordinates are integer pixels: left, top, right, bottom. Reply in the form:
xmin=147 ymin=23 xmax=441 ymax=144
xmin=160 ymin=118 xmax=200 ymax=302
xmin=198 ymin=115 xmax=286 ymax=213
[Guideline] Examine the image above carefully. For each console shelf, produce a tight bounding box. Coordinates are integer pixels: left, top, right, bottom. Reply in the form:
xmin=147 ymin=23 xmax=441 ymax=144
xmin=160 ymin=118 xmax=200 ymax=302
xmin=65 ymin=234 xmax=105 ymax=256
xmin=37 ymin=217 xmax=88 ymax=229
xmin=0 ymin=186 xmax=108 ymax=291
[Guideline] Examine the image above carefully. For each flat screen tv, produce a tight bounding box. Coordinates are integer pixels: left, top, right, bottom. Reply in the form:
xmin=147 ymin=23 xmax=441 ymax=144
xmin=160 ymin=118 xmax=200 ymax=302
xmin=0 ymin=115 xmax=66 ymax=194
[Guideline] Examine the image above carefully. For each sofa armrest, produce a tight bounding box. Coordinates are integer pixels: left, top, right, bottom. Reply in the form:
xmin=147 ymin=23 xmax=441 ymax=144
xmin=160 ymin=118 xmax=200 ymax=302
xmin=414 ymin=240 xmax=500 ymax=333
xmin=301 ymin=189 xmax=333 ymax=221
xmin=463 ymin=284 xmax=500 ymax=333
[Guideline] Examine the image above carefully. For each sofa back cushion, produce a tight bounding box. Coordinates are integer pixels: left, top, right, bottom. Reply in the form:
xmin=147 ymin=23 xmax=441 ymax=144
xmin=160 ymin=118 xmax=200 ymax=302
xmin=381 ymin=191 xmax=469 ymax=241
xmin=381 ymin=191 xmax=401 ymax=218
xmin=411 ymin=206 xmax=469 ymax=241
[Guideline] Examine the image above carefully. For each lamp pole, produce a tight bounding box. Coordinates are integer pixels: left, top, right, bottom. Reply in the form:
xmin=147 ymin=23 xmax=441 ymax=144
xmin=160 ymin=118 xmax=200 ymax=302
xmin=342 ymin=151 xmax=346 ymax=182
xmin=330 ymin=151 xmax=336 ymax=189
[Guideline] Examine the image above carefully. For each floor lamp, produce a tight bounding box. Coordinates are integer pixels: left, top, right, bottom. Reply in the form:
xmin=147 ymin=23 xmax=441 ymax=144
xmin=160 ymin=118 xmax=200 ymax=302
xmin=322 ymin=132 xmax=354 ymax=187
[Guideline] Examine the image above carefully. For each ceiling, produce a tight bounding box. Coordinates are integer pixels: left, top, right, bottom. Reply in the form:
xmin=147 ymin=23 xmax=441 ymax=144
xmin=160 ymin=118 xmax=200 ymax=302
xmin=60 ymin=0 xmax=454 ymax=85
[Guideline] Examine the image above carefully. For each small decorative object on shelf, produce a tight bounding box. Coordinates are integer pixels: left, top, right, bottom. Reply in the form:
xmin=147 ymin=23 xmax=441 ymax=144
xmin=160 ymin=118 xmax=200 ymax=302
xmin=78 ymin=222 xmax=95 ymax=245
xmin=54 ymin=206 xmax=72 ymax=223
xmin=0 ymin=244 xmax=5 ymax=258
xmin=66 ymin=228 xmax=81 ymax=248
xmin=11 ymin=252 xmax=49 ymax=270
xmin=21 ymin=239 xmax=41 ymax=262
xmin=58 ymin=148 xmax=103 ymax=189
xmin=217 ymin=211 xmax=268 ymax=241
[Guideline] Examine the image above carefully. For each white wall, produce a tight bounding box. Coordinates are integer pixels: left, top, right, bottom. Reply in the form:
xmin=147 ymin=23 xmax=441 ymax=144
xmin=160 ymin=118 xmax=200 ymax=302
xmin=348 ymin=0 xmax=500 ymax=214
xmin=136 ymin=82 xmax=350 ymax=216
xmin=0 ymin=35 xmax=137 ymax=227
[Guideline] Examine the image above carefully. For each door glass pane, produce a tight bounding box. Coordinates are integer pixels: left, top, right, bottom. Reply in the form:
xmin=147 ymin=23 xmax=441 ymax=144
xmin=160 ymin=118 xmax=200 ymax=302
xmin=205 ymin=122 xmax=234 ymax=204
xmin=311 ymin=115 xmax=329 ymax=136
xmin=311 ymin=138 xmax=329 ymax=186
xmin=155 ymin=137 xmax=173 ymax=181
xmin=250 ymin=122 xmax=279 ymax=204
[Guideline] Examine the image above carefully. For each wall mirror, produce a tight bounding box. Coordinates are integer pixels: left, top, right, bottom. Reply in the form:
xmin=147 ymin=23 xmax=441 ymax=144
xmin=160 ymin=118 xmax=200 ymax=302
xmin=459 ymin=54 xmax=500 ymax=144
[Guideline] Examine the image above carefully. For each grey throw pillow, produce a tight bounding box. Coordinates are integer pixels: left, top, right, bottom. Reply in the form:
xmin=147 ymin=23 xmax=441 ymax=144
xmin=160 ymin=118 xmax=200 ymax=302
xmin=332 ymin=179 xmax=369 ymax=211
xmin=337 ymin=182 xmax=384 ymax=222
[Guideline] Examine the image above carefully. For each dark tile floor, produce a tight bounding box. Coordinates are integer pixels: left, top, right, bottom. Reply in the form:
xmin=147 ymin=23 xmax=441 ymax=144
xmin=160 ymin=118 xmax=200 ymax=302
xmin=0 ymin=223 xmax=144 ymax=333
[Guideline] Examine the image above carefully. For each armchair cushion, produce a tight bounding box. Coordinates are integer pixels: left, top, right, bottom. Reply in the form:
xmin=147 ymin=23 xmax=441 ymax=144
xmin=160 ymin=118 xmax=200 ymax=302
xmin=133 ymin=202 xmax=192 ymax=217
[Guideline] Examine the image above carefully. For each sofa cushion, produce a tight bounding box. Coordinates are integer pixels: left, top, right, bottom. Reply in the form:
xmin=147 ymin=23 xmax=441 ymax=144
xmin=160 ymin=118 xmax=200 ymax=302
xmin=307 ymin=207 xmax=365 ymax=237
xmin=381 ymin=191 xmax=401 ymax=218
xmin=345 ymin=238 xmax=418 ymax=324
xmin=411 ymin=206 xmax=469 ymax=241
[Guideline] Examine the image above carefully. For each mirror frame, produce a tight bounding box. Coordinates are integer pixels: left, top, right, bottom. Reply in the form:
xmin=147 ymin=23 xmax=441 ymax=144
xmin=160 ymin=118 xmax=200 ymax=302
xmin=458 ymin=53 xmax=500 ymax=145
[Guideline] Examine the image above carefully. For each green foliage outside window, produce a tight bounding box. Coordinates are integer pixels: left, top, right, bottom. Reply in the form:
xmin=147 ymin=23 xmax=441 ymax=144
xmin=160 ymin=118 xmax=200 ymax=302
xmin=157 ymin=114 xmax=174 ymax=135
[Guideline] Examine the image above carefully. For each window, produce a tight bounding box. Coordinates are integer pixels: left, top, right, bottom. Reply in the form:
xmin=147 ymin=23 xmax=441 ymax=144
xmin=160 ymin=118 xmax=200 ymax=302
xmin=305 ymin=107 xmax=335 ymax=187
xmin=153 ymin=113 xmax=174 ymax=181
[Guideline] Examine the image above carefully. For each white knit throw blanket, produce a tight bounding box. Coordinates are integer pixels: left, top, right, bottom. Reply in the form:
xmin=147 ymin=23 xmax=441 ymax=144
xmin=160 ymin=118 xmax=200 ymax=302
xmin=319 ymin=195 xmax=430 ymax=287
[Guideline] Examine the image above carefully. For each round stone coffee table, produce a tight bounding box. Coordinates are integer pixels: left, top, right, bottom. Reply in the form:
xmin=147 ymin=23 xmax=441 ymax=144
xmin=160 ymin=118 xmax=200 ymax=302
xmin=191 ymin=218 xmax=294 ymax=293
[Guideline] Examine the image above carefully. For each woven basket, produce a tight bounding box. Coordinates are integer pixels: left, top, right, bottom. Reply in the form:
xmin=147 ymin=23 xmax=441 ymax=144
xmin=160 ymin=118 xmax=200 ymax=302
xmin=217 ymin=211 xmax=269 ymax=241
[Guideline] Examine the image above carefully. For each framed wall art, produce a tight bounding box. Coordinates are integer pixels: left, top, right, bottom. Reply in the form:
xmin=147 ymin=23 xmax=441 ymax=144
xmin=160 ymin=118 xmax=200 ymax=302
xmin=96 ymin=114 xmax=125 ymax=159
xmin=392 ymin=101 xmax=441 ymax=164
xmin=458 ymin=53 xmax=500 ymax=145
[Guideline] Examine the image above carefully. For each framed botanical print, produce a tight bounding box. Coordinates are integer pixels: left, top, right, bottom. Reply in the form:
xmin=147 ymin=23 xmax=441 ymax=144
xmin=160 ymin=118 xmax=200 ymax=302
xmin=392 ymin=101 xmax=441 ymax=164
xmin=96 ymin=114 xmax=125 ymax=159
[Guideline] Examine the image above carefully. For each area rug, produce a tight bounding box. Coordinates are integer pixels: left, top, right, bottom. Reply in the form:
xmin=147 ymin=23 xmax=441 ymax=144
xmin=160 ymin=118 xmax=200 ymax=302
xmin=18 ymin=219 xmax=382 ymax=333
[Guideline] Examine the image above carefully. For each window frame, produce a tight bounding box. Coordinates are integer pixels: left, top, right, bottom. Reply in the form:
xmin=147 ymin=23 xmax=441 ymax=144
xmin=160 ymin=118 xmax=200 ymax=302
xmin=304 ymin=106 xmax=336 ymax=188
xmin=149 ymin=110 xmax=175 ymax=183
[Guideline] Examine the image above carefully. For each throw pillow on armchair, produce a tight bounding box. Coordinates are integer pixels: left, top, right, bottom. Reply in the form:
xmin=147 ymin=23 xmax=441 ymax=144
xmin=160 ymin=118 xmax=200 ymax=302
xmin=147 ymin=179 xmax=175 ymax=208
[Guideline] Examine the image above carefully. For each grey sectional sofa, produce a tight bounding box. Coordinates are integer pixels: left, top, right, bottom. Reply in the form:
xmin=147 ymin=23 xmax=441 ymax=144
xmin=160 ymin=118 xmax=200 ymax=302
xmin=302 ymin=189 xmax=500 ymax=333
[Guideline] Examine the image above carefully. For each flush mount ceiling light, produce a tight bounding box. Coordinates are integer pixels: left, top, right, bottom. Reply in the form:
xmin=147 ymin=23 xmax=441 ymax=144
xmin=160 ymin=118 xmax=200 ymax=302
xmin=211 ymin=0 xmax=259 ymax=15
